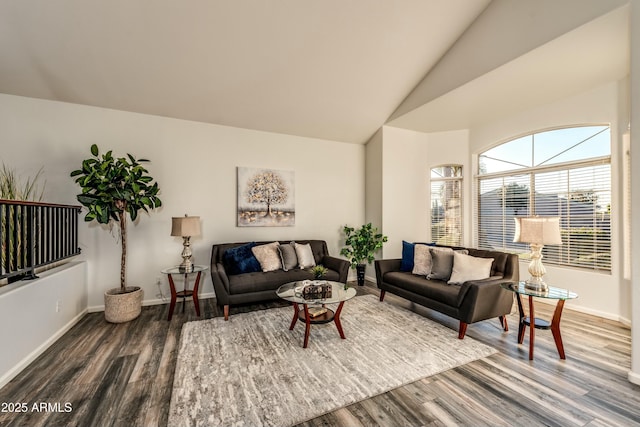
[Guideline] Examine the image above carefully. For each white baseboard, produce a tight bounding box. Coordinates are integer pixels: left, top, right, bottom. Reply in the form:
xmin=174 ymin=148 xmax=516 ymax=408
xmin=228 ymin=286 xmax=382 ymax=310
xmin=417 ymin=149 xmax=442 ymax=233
xmin=532 ymin=298 xmax=630 ymax=326
xmin=0 ymin=309 xmax=88 ymax=389
xmin=87 ymin=292 xmax=217 ymax=313
xmin=628 ymin=370 xmax=640 ymax=385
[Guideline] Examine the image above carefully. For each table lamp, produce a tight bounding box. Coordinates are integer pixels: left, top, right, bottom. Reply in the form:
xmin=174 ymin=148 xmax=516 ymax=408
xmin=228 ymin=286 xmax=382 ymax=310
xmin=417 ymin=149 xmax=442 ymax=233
xmin=513 ymin=216 xmax=562 ymax=292
xmin=171 ymin=214 xmax=201 ymax=272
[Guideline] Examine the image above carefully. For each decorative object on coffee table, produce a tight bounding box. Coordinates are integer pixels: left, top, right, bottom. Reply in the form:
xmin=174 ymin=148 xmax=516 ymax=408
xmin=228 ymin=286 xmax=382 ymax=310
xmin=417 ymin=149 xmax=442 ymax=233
xmin=310 ymin=264 xmax=328 ymax=279
xmin=171 ymin=214 xmax=201 ymax=273
xmin=340 ymin=223 xmax=388 ymax=286
xmin=70 ymin=144 xmax=161 ymax=323
xmin=513 ymin=216 xmax=562 ymax=292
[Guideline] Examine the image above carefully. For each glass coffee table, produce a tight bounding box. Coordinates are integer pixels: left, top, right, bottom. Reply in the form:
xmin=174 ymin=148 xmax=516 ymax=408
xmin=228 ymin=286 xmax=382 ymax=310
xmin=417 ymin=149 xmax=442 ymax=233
xmin=501 ymin=282 xmax=578 ymax=360
xmin=276 ymin=280 xmax=356 ymax=348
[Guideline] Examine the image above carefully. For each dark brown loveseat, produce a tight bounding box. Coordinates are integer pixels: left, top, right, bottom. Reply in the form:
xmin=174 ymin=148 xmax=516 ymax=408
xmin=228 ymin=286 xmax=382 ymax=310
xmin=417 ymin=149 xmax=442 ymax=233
xmin=375 ymin=244 xmax=519 ymax=339
xmin=210 ymin=240 xmax=349 ymax=320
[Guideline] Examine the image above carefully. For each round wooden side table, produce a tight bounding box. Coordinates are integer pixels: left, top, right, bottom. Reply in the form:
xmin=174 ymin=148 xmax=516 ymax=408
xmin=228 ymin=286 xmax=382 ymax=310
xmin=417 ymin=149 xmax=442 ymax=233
xmin=161 ymin=265 xmax=208 ymax=321
xmin=501 ymin=282 xmax=578 ymax=360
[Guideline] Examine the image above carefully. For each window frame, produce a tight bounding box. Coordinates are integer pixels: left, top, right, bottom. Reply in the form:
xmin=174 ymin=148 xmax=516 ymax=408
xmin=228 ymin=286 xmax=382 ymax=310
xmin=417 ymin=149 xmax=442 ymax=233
xmin=430 ymin=164 xmax=463 ymax=246
xmin=475 ymin=125 xmax=612 ymax=273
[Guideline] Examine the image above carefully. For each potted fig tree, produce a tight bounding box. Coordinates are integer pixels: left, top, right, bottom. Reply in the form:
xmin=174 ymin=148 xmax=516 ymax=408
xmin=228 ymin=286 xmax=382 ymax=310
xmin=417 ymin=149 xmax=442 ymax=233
xmin=71 ymin=144 xmax=161 ymax=323
xmin=340 ymin=223 xmax=387 ymax=286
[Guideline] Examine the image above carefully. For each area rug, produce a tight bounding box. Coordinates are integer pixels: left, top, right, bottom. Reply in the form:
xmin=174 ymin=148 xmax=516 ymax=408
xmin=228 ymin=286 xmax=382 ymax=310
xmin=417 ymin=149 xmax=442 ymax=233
xmin=169 ymin=295 xmax=497 ymax=427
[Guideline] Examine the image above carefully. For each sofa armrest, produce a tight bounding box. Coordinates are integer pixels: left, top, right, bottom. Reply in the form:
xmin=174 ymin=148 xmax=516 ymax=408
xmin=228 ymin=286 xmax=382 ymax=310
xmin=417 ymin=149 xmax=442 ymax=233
xmin=375 ymin=259 xmax=402 ymax=287
xmin=458 ymin=276 xmax=515 ymax=323
xmin=322 ymin=255 xmax=350 ymax=283
xmin=210 ymin=262 xmax=231 ymax=306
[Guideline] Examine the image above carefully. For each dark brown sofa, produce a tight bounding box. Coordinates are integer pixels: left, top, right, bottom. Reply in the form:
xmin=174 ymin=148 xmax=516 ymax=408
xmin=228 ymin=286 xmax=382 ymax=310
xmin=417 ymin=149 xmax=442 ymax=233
xmin=375 ymin=245 xmax=519 ymax=339
xmin=210 ymin=240 xmax=349 ymax=320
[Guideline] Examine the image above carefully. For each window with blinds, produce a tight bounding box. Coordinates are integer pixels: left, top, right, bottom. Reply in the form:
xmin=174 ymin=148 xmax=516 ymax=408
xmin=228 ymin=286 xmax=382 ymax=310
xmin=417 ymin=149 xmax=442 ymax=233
xmin=431 ymin=165 xmax=463 ymax=246
xmin=476 ymin=125 xmax=611 ymax=272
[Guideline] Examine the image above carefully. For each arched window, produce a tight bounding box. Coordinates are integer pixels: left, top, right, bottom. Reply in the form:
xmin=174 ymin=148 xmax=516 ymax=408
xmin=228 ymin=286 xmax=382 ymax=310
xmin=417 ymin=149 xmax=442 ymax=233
xmin=431 ymin=165 xmax=463 ymax=246
xmin=476 ymin=125 xmax=611 ymax=272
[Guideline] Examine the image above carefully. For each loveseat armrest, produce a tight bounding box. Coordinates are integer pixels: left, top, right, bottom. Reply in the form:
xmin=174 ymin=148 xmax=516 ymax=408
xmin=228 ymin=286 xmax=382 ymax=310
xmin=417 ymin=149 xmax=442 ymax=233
xmin=375 ymin=259 xmax=402 ymax=287
xmin=210 ymin=262 xmax=231 ymax=306
xmin=458 ymin=277 xmax=516 ymax=323
xmin=322 ymin=255 xmax=350 ymax=283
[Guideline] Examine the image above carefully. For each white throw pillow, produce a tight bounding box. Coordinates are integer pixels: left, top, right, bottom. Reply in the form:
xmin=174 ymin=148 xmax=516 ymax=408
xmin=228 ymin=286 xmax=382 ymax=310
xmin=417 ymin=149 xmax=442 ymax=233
xmin=447 ymin=252 xmax=494 ymax=285
xmin=251 ymin=242 xmax=282 ymax=272
xmin=412 ymin=244 xmax=432 ymax=276
xmin=294 ymin=243 xmax=316 ymax=268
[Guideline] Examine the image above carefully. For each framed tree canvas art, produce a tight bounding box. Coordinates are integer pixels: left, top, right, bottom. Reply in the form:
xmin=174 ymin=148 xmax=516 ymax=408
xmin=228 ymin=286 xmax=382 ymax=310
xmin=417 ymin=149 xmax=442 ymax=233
xmin=237 ymin=167 xmax=295 ymax=227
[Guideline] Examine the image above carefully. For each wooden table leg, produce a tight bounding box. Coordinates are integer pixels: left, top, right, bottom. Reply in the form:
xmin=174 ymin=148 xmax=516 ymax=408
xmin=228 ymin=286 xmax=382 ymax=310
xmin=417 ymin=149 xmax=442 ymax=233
xmin=289 ymin=303 xmax=299 ymax=330
xmin=516 ymin=294 xmax=526 ymax=344
xmin=551 ymin=299 xmax=567 ymax=359
xmin=303 ymin=304 xmax=311 ymax=348
xmin=334 ymin=301 xmax=346 ymax=339
xmin=528 ymin=295 xmax=535 ymax=360
xmin=192 ymin=271 xmax=202 ymax=317
xmin=167 ymin=274 xmax=177 ymax=321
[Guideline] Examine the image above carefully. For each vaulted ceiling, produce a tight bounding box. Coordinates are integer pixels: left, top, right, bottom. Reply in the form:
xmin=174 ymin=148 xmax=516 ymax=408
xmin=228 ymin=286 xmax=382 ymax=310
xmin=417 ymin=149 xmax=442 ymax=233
xmin=0 ymin=0 xmax=490 ymax=144
xmin=0 ymin=1 xmax=629 ymax=145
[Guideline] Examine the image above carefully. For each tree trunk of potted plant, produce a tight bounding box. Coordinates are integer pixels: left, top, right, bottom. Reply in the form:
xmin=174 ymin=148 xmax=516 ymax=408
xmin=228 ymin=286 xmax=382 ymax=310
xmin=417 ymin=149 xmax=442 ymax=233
xmin=103 ymin=208 xmax=143 ymax=323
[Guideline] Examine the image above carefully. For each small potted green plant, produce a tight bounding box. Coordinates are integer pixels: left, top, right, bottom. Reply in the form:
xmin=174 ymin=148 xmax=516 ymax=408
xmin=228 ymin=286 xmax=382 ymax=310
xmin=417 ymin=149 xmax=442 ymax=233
xmin=71 ymin=144 xmax=161 ymax=323
xmin=340 ymin=223 xmax=387 ymax=286
xmin=310 ymin=265 xmax=328 ymax=279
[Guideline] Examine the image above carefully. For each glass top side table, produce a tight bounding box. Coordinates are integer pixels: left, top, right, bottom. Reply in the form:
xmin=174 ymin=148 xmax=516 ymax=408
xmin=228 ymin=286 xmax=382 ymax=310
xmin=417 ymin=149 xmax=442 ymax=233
xmin=161 ymin=265 xmax=208 ymax=321
xmin=501 ymin=282 xmax=578 ymax=360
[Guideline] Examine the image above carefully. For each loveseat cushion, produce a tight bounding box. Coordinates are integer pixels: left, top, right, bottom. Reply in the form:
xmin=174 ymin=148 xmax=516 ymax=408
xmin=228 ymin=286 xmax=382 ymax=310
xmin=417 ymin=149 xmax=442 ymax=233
xmin=468 ymin=249 xmax=508 ymax=277
xmin=223 ymin=242 xmax=261 ymax=275
xmin=228 ymin=268 xmax=341 ymax=295
xmin=448 ymin=252 xmax=493 ymax=285
xmin=252 ymin=242 xmax=282 ymax=272
xmin=383 ymin=271 xmax=467 ymax=307
xmin=428 ymin=247 xmax=468 ymax=281
xmin=278 ymin=242 xmax=298 ymax=271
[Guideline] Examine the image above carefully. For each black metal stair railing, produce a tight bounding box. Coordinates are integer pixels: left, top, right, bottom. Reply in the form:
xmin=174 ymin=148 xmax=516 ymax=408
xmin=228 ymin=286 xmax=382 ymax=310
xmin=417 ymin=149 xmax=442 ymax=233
xmin=0 ymin=199 xmax=81 ymax=283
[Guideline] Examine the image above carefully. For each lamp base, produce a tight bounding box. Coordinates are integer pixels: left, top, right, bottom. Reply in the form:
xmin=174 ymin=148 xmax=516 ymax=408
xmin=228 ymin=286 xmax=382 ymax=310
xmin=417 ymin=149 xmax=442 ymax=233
xmin=524 ymin=277 xmax=548 ymax=292
xmin=178 ymin=260 xmax=193 ymax=273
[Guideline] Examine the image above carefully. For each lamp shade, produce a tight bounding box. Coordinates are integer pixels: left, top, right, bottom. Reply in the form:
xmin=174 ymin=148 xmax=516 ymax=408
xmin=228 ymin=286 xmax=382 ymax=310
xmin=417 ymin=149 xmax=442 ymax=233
xmin=513 ymin=216 xmax=562 ymax=245
xmin=171 ymin=215 xmax=201 ymax=237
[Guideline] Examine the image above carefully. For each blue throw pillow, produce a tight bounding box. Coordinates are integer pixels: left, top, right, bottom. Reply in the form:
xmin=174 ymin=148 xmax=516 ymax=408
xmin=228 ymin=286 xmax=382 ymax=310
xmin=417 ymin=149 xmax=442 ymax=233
xmin=400 ymin=241 xmax=437 ymax=271
xmin=400 ymin=241 xmax=415 ymax=272
xmin=223 ymin=242 xmax=261 ymax=275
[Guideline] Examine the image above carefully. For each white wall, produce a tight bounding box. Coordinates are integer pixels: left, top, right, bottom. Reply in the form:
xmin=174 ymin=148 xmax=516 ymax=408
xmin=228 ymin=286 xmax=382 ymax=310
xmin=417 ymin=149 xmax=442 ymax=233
xmin=470 ymin=80 xmax=629 ymax=322
xmin=0 ymin=262 xmax=87 ymax=388
xmin=628 ymin=0 xmax=640 ymax=386
xmin=380 ymin=126 xmax=430 ymax=257
xmin=0 ymin=94 xmax=364 ymax=309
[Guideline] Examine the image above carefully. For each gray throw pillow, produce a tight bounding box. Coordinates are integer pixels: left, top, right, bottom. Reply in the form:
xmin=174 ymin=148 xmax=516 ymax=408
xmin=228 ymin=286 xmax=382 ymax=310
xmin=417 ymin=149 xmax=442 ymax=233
xmin=278 ymin=242 xmax=299 ymax=271
xmin=412 ymin=244 xmax=432 ymax=276
xmin=428 ymin=247 xmax=469 ymax=281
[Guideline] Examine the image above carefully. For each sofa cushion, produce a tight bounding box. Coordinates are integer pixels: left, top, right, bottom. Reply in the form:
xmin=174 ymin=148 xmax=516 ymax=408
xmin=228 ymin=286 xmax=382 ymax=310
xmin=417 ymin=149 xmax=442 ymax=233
xmin=223 ymin=242 xmax=261 ymax=275
xmin=228 ymin=268 xmax=341 ymax=295
xmin=412 ymin=244 xmax=432 ymax=276
xmin=400 ymin=241 xmax=415 ymax=272
xmin=448 ymin=252 xmax=494 ymax=285
xmin=384 ymin=271 xmax=466 ymax=307
xmin=278 ymin=242 xmax=298 ymax=271
xmin=428 ymin=247 xmax=468 ymax=281
xmin=295 ymin=242 xmax=316 ymax=268
xmin=251 ymin=242 xmax=282 ymax=272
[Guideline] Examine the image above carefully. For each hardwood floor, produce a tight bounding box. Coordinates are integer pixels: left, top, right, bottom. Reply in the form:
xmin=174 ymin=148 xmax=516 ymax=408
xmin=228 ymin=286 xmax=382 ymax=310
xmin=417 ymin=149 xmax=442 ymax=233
xmin=0 ymin=282 xmax=638 ymax=426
